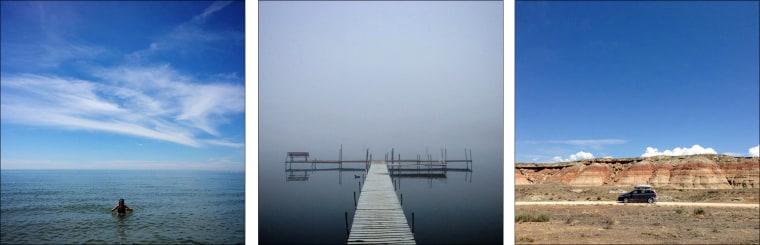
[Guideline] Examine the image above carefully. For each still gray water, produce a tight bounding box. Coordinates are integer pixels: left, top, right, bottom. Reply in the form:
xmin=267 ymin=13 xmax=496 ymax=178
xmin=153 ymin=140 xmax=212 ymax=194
xmin=259 ymin=146 xmax=503 ymax=244
xmin=0 ymin=170 xmax=244 ymax=244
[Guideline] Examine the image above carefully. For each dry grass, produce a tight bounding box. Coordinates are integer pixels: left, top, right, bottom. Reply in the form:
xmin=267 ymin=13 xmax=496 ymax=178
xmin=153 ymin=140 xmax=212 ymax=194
xmin=516 ymin=213 xmax=552 ymax=222
xmin=515 ymin=184 xmax=760 ymax=244
xmin=515 ymin=204 xmax=760 ymax=244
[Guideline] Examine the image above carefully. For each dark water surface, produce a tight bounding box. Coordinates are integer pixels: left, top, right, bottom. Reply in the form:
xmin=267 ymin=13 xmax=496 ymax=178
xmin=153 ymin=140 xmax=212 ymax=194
xmin=0 ymin=170 xmax=244 ymax=244
xmin=259 ymin=147 xmax=503 ymax=244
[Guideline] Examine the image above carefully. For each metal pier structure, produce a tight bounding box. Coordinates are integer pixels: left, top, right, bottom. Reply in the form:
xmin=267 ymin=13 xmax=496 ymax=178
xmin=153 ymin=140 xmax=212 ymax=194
xmin=282 ymin=146 xmax=473 ymax=243
xmin=284 ymin=146 xmax=472 ymax=182
xmin=347 ymin=160 xmax=416 ymax=244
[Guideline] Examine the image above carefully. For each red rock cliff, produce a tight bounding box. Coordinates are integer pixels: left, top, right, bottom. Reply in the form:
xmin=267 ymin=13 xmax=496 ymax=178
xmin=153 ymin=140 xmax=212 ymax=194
xmin=515 ymin=155 xmax=759 ymax=189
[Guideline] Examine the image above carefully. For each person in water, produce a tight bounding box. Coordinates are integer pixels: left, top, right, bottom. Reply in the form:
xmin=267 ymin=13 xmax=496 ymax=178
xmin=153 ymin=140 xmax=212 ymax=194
xmin=111 ymin=198 xmax=133 ymax=215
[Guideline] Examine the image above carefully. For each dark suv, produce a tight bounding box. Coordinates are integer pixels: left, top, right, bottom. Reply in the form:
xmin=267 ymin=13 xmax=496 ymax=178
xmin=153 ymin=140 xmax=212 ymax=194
xmin=617 ymin=188 xmax=657 ymax=203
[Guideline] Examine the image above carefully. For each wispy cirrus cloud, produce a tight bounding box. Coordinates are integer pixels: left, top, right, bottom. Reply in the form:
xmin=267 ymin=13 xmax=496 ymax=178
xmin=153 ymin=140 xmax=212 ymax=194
xmin=197 ymin=1 xmax=233 ymax=21
xmin=127 ymin=1 xmax=240 ymax=62
xmin=0 ymin=158 xmax=242 ymax=171
xmin=1 ymin=1 xmax=243 ymax=148
xmin=0 ymin=64 xmax=244 ymax=148
xmin=2 ymin=40 xmax=109 ymax=71
xmin=0 ymin=1 xmax=112 ymax=71
xmin=202 ymin=139 xmax=245 ymax=148
xmin=92 ymin=64 xmax=244 ymax=136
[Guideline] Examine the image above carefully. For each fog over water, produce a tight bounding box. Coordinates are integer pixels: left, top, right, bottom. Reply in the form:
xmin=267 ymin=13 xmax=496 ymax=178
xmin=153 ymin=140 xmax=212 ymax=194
xmin=259 ymin=1 xmax=504 ymax=243
xmin=259 ymin=1 xmax=502 ymax=154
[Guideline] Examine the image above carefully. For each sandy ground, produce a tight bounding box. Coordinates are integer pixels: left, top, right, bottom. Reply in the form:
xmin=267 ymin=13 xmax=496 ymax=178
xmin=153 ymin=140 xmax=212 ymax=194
xmin=516 ymin=201 xmax=760 ymax=208
xmin=515 ymin=184 xmax=760 ymax=244
xmin=515 ymin=204 xmax=759 ymax=244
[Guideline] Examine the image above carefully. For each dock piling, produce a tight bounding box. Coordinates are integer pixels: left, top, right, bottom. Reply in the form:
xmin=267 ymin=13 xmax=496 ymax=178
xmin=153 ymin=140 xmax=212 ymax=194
xmin=345 ymin=211 xmax=350 ymax=236
xmin=412 ymin=212 xmax=415 ymax=233
xmin=440 ymin=149 xmax=444 ymax=163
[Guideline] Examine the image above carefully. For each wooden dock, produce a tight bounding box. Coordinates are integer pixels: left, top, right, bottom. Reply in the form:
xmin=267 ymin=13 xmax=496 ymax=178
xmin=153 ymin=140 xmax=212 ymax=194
xmin=348 ymin=160 xmax=415 ymax=244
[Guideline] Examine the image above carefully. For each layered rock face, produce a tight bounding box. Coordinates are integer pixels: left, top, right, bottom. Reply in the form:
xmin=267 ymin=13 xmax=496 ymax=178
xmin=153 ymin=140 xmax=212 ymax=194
xmin=515 ymin=155 xmax=759 ymax=189
xmin=515 ymin=169 xmax=531 ymax=185
xmin=569 ymin=164 xmax=610 ymax=186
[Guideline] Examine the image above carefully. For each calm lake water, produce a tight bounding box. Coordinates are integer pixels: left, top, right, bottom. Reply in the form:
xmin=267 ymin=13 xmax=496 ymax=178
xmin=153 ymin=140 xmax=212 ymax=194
xmin=0 ymin=170 xmax=244 ymax=244
xmin=259 ymin=146 xmax=503 ymax=244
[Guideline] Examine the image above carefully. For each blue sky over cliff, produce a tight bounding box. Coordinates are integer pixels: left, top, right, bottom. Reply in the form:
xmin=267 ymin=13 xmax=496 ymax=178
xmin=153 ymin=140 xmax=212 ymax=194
xmin=2 ymin=1 xmax=757 ymax=168
xmin=1 ymin=1 xmax=245 ymax=170
xmin=516 ymin=1 xmax=759 ymax=162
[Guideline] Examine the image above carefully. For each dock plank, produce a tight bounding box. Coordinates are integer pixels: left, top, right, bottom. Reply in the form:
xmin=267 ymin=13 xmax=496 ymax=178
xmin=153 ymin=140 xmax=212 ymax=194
xmin=347 ymin=160 xmax=415 ymax=244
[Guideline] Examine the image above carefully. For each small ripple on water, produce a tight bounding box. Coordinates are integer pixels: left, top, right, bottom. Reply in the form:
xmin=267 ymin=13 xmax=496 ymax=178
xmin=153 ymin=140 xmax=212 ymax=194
xmin=2 ymin=170 xmax=244 ymax=244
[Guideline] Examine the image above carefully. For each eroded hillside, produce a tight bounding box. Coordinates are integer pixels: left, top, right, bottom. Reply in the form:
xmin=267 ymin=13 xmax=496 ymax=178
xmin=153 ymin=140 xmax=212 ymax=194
xmin=515 ymin=155 xmax=759 ymax=189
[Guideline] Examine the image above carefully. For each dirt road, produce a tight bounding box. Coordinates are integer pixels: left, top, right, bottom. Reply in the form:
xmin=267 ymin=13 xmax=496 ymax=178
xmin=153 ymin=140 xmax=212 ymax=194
xmin=515 ymin=201 xmax=759 ymax=208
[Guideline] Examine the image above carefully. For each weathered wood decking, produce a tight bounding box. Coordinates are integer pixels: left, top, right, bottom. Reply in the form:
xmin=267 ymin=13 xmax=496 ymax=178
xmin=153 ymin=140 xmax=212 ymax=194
xmin=348 ymin=160 xmax=415 ymax=244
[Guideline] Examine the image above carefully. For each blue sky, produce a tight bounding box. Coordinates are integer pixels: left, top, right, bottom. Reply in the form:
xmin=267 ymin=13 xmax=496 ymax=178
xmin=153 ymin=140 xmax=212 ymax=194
xmin=1 ymin=1 xmax=245 ymax=170
xmin=259 ymin=1 xmax=503 ymax=158
xmin=516 ymin=2 xmax=759 ymax=162
xmin=2 ymin=1 xmax=757 ymax=169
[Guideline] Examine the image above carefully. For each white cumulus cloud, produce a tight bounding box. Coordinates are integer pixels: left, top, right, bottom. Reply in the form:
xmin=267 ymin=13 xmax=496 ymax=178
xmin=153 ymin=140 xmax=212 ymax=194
xmin=641 ymin=144 xmax=717 ymax=157
xmin=552 ymin=151 xmax=595 ymax=162
xmin=750 ymin=145 xmax=759 ymax=157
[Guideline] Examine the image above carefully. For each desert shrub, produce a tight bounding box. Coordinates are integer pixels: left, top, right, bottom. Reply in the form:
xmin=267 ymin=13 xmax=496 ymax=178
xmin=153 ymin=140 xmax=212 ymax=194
xmin=515 ymin=213 xmax=552 ymax=222
xmin=675 ymin=207 xmax=684 ymax=214
xmin=693 ymin=208 xmax=706 ymax=215
xmin=597 ymin=196 xmax=601 ymax=201
xmin=602 ymin=217 xmax=618 ymax=229
xmin=518 ymin=236 xmax=535 ymax=242
xmin=515 ymin=214 xmax=531 ymax=222
xmin=565 ymin=217 xmax=577 ymax=226
xmin=535 ymin=213 xmax=551 ymax=222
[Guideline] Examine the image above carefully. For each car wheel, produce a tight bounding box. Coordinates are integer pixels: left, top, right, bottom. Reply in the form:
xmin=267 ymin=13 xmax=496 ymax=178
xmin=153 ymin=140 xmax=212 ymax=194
xmin=623 ymin=198 xmax=629 ymax=203
xmin=647 ymin=197 xmax=654 ymax=204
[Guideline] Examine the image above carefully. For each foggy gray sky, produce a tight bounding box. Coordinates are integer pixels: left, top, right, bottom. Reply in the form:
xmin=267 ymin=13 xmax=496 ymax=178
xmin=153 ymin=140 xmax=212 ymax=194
xmin=259 ymin=2 xmax=503 ymax=158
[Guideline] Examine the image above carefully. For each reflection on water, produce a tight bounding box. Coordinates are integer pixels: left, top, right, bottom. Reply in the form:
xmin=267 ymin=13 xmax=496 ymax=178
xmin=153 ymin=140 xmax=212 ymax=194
xmin=261 ymin=148 xmax=501 ymax=244
xmin=115 ymin=214 xmax=127 ymax=242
